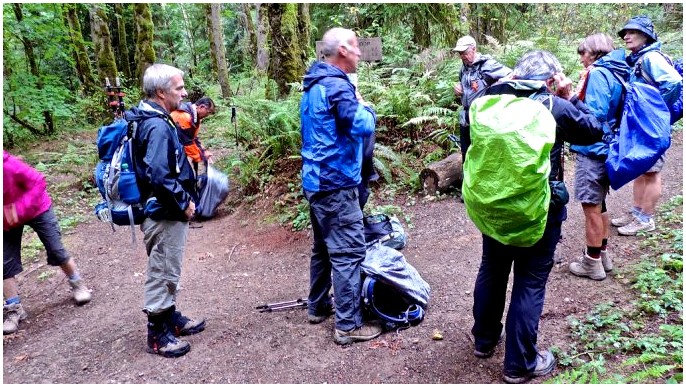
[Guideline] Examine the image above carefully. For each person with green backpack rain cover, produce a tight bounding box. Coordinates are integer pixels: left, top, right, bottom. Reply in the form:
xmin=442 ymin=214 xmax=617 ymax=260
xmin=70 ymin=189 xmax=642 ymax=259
xmin=462 ymin=50 xmax=604 ymax=383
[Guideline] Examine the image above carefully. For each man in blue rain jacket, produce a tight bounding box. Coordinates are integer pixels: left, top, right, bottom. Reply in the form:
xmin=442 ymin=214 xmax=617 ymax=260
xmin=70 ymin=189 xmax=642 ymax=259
xmin=300 ymin=27 xmax=381 ymax=345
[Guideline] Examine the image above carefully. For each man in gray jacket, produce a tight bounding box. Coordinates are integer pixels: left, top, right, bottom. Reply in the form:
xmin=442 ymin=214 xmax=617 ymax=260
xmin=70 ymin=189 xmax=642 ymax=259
xmin=453 ymin=36 xmax=512 ymax=164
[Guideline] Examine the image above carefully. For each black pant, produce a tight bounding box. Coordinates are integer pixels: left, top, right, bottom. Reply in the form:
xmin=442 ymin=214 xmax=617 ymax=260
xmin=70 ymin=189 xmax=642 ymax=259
xmin=472 ymin=206 xmax=566 ymax=376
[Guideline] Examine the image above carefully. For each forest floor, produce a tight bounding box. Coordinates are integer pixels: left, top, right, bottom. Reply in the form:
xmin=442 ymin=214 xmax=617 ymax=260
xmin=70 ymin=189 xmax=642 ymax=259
xmin=2 ymin=132 xmax=683 ymax=384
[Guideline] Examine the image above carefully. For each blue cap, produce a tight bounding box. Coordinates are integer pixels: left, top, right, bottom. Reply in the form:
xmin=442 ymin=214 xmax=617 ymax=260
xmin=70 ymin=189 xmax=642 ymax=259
xmin=618 ymin=16 xmax=658 ymax=42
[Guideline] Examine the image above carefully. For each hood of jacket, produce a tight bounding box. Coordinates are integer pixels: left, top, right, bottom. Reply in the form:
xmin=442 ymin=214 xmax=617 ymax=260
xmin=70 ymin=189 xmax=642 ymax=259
xmin=593 ymin=49 xmax=631 ymax=80
xmin=124 ymin=100 xmax=170 ymax=123
xmin=303 ymin=61 xmax=350 ymax=92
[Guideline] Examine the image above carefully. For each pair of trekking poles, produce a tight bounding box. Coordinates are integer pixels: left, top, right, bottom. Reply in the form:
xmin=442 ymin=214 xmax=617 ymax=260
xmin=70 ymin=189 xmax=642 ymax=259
xmin=255 ymin=231 xmax=400 ymax=313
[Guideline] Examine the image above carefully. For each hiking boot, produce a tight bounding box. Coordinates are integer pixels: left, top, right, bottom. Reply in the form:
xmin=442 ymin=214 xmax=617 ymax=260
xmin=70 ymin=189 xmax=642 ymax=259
xmin=308 ymin=303 xmax=335 ymax=324
xmin=611 ymin=212 xmax=636 ymax=227
xmin=3 ymin=303 xmax=27 ymax=335
xmin=169 ymin=308 xmax=206 ymax=336
xmin=147 ymin=321 xmax=191 ymax=358
xmin=474 ymin=328 xmax=505 ymax=359
xmin=600 ymin=249 xmax=613 ymax=272
xmin=617 ymin=218 xmax=655 ymax=236
xmin=68 ymin=279 xmax=92 ymax=305
xmin=569 ymin=252 xmax=606 ymax=281
xmin=502 ymin=350 xmax=556 ymax=384
xmin=334 ymin=323 xmax=382 ymax=345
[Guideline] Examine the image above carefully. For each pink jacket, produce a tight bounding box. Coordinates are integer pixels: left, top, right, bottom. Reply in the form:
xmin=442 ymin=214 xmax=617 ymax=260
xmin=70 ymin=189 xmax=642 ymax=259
xmin=3 ymin=151 xmax=52 ymax=231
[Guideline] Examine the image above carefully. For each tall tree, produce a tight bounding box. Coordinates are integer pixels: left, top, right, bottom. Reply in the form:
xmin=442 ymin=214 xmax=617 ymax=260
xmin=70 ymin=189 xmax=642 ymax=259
xmin=89 ymin=4 xmax=118 ymax=84
xmin=267 ymin=4 xmax=306 ymax=98
xmin=297 ymin=4 xmax=311 ymax=64
xmin=256 ymin=3 xmax=270 ymax=73
xmin=242 ymin=3 xmax=257 ymax=61
xmin=10 ymin=4 xmax=55 ymax=134
xmin=207 ymin=3 xmax=232 ymax=98
xmin=114 ymin=4 xmax=132 ymax=81
xmin=63 ymin=3 xmax=97 ymax=94
xmin=134 ymin=3 xmax=155 ymax=85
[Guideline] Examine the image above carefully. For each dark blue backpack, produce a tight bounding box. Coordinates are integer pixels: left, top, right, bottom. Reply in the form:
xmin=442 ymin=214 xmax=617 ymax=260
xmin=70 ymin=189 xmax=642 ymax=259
xmin=605 ymin=72 xmax=671 ymax=191
xmin=94 ymin=118 xmax=146 ymax=241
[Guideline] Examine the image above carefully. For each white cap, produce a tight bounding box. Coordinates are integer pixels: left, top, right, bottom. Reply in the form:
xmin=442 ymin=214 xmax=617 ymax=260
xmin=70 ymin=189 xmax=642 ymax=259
xmin=452 ymin=36 xmax=476 ymax=52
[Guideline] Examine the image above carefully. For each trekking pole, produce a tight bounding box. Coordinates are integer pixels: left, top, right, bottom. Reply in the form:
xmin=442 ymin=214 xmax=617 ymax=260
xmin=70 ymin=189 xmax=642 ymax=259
xmin=231 ymin=105 xmax=238 ymax=147
xmin=256 ymin=298 xmax=308 ymax=312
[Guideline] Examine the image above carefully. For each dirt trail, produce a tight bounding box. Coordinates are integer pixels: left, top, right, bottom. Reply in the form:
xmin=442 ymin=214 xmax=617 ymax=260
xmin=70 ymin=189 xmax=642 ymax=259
xmin=2 ymin=133 xmax=682 ymax=383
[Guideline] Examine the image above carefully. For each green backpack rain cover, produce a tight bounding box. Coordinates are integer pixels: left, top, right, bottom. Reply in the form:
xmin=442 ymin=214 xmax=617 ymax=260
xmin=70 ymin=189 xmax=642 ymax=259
xmin=463 ymin=93 xmax=557 ymax=247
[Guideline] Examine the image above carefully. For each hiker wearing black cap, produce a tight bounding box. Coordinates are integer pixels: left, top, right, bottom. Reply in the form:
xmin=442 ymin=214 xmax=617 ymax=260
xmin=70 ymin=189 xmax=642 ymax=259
xmin=612 ymin=16 xmax=683 ymax=236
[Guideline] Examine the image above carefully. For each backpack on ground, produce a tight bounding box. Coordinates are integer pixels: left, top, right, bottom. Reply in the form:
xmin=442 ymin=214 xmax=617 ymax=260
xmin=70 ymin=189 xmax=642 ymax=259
xmin=605 ymin=71 xmax=671 ymax=191
xmin=463 ymin=92 xmax=557 ymax=247
xmin=363 ymin=213 xmax=407 ymax=250
xmin=93 ymin=117 xmax=145 ymax=242
xmin=196 ymin=164 xmax=230 ymax=219
xmin=361 ymin=242 xmax=430 ymax=330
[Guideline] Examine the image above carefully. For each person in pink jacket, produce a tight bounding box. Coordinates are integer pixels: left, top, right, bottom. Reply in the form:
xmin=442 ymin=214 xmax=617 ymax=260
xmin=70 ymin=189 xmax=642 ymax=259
xmin=3 ymin=150 xmax=92 ymax=335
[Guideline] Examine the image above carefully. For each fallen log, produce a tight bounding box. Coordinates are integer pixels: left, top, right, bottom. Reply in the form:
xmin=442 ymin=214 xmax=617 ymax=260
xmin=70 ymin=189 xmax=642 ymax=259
xmin=420 ymin=152 xmax=463 ymax=195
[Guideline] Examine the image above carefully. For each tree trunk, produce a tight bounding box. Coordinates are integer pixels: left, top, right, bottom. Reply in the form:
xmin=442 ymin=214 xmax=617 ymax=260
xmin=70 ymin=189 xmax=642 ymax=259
xmin=267 ymin=3 xmax=305 ymax=99
xmin=89 ymin=4 xmax=118 ymax=85
xmin=297 ymin=4 xmax=311 ymax=63
xmin=242 ymin=3 xmax=257 ymax=62
xmin=134 ymin=3 xmax=156 ymax=86
xmin=256 ymin=3 xmax=270 ymax=73
xmin=114 ymin=4 xmax=132 ymax=81
xmin=420 ymin=153 xmax=463 ymax=195
xmin=12 ymin=3 xmax=54 ymax=135
xmin=205 ymin=4 xmax=219 ymax=76
xmin=179 ymin=4 xmax=198 ymax=69
xmin=208 ymin=3 xmax=232 ymax=98
xmin=64 ymin=3 xmax=97 ymax=94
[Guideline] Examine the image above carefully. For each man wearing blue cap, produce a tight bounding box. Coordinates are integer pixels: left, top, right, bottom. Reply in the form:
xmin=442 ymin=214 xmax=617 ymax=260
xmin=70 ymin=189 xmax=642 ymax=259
xmin=612 ymin=16 xmax=683 ymax=236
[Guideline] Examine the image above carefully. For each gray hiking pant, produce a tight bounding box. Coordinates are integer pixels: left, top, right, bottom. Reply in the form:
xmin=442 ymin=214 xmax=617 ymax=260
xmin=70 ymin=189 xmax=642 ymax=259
xmin=141 ymin=218 xmax=188 ymax=315
xmin=305 ymin=187 xmax=366 ymax=332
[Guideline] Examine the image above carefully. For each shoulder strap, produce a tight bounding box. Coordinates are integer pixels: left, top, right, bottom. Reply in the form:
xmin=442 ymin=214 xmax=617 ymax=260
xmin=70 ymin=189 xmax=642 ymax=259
xmin=637 ymin=51 xmax=673 ymax=86
xmin=529 ymin=91 xmax=553 ymax=111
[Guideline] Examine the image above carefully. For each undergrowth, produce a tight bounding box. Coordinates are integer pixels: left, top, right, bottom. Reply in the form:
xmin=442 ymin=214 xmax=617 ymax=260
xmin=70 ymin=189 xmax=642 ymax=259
xmin=549 ymin=195 xmax=683 ymax=384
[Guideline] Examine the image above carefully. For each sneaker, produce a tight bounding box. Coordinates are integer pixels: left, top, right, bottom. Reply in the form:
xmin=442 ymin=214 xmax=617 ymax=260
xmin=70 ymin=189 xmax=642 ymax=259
xmin=170 ymin=310 xmax=206 ymax=336
xmin=68 ymin=279 xmax=92 ymax=305
xmin=474 ymin=328 xmax=506 ymax=359
xmin=617 ymin=218 xmax=656 ymax=236
xmin=569 ymin=252 xmax=606 ymax=281
xmin=611 ymin=211 xmax=636 ymax=227
xmin=147 ymin=321 xmax=191 ymax=358
xmin=333 ymin=323 xmax=382 ymax=345
xmin=502 ymin=350 xmax=556 ymax=384
xmin=600 ymin=249 xmax=613 ymax=272
xmin=3 ymin=303 xmax=28 ymax=335
xmin=308 ymin=304 xmax=335 ymax=324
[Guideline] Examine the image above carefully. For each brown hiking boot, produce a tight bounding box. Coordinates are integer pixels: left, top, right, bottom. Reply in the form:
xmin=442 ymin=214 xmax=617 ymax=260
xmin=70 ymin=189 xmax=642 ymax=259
xmin=333 ymin=323 xmax=382 ymax=345
xmin=69 ymin=279 xmax=92 ymax=305
xmin=3 ymin=303 xmax=28 ymax=335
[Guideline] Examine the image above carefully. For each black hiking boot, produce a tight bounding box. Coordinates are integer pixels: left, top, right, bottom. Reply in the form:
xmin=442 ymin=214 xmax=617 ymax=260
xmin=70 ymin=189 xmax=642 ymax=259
xmin=146 ymin=309 xmax=191 ymax=358
xmin=169 ymin=305 xmax=206 ymax=336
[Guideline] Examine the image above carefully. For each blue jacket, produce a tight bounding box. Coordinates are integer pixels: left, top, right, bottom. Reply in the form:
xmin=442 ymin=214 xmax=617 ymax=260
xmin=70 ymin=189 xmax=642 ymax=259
xmin=570 ymin=49 xmax=630 ymax=158
xmin=300 ymin=61 xmax=376 ymax=192
xmin=628 ymin=41 xmax=683 ymax=110
xmin=126 ymin=100 xmax=197 ymax=221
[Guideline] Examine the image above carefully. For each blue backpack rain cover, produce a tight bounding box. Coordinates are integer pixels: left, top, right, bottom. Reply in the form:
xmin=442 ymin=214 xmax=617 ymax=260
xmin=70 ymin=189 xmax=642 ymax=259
xmin=605 ymin=75 xmax=671 ymax=191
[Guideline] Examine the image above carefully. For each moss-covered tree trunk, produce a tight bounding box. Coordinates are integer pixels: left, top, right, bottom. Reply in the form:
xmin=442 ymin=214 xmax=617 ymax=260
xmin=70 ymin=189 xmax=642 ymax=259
xmin=256 ymin=3 xmax=270 ymax=73
xmin=12 ymin=3 xmax=54 ymax=135
xmin=242 ymin=3 xmax=257 ymax=62
xmin=63 ymin=3 xmax=97 ymax=94
xmin=114 ymin=3 xmax=132 ymax=81
xmin=134 ymin=3 xmax=156 ymax=86
xmin=297 ymin=4 xmax=311 ymax=65
xmin=89 ymin=4 xmax=118 ymax=85
xmin=205 ymin=4 xmax=218 ymax=76
xmin=267 ymin=3 xmax=305 ymax=99
xmin=467 ymin=4 xmax=507 ymax=44
xmin=207 ymin=3 xmax=232 ymax=98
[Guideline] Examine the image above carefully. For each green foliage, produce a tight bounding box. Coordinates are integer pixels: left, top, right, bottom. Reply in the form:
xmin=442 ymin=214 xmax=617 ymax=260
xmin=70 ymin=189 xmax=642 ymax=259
xmin=552 ymin=195 xmax=683 ymax=384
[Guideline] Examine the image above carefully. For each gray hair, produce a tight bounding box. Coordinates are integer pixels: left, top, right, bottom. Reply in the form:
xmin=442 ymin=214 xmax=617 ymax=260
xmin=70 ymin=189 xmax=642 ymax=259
xmin=321 ymin=28 xmax=356 ymax=58
xmin=512 ymin=50 xmax=563 ymax=81
xmin=142 ymin=63 xmax=184 ymax=98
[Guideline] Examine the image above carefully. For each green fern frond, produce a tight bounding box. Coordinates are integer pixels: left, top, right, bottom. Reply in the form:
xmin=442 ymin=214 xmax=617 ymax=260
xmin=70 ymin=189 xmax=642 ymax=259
xmin=628 ymin=364 xmax=675 ymax=382
xmin=402 ymin=116 xmax=437 ymax=127
xmin=373 ymin=158 xmax=393 ymax=183
xmin=373 ymin=143 xmax=401 ymax=163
